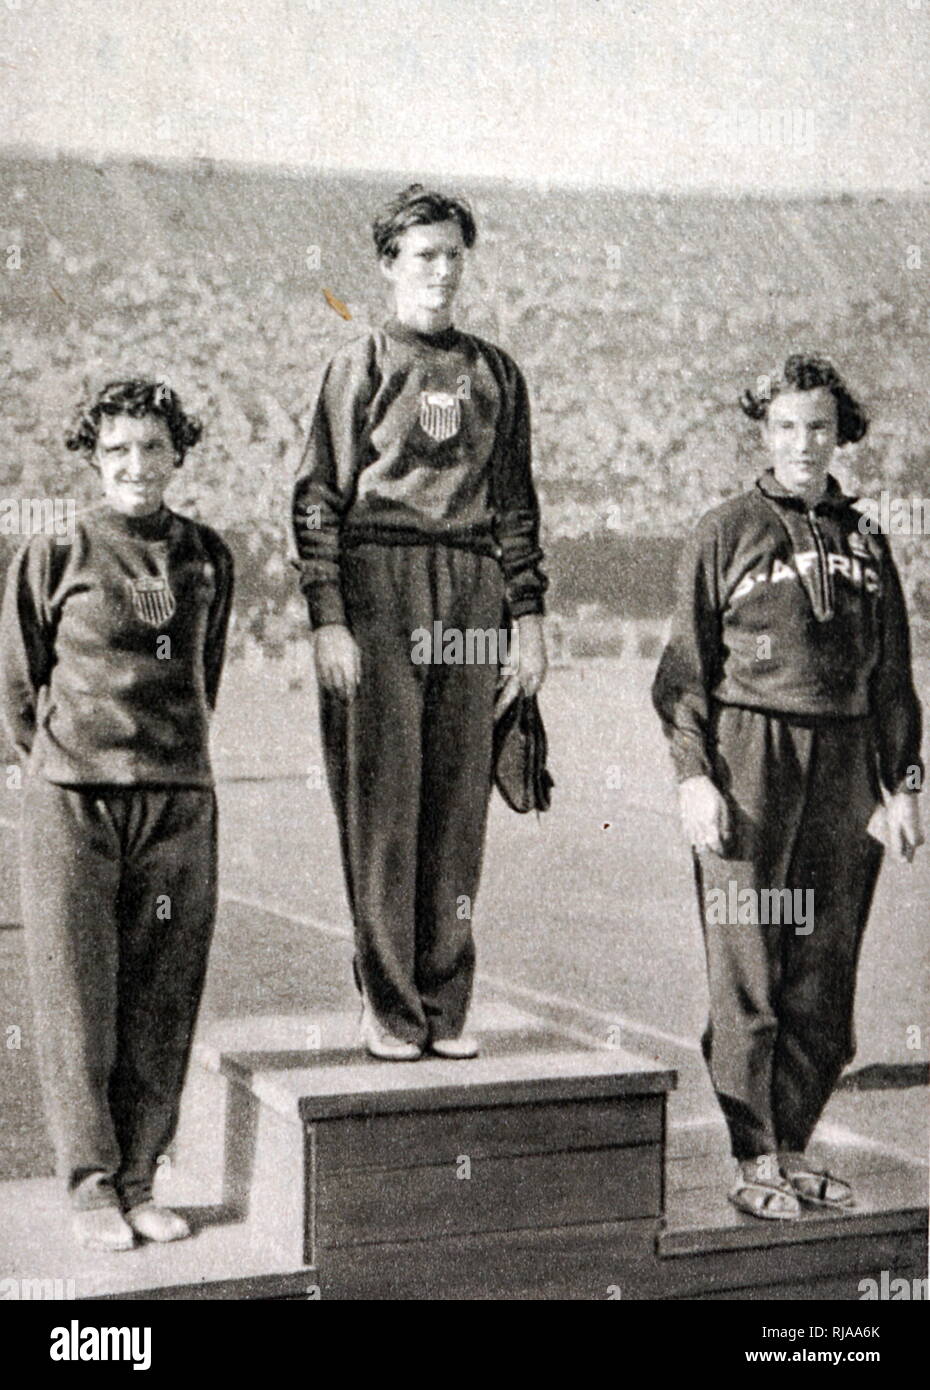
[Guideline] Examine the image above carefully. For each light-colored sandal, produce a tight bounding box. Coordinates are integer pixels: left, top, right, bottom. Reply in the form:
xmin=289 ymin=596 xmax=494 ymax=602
xmin=728 ymin=1177 xmax=802 ymax=1221
xmin=783 ymin=1166 xmax=856 ymax=1210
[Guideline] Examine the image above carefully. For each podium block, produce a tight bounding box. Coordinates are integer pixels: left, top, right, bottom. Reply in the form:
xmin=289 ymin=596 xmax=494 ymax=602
xmin=173 ymin=1003 xmax=675 ymax=1297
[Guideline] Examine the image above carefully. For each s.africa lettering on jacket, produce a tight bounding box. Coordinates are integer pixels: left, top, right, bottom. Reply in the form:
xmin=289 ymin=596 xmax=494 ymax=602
xmin=728 ymin=545 xmax=880 ymax=606
xmin=652 ymin=470 xmax=923 ymax=795
xmin=290 ymin=319 xmax=547 ymax=630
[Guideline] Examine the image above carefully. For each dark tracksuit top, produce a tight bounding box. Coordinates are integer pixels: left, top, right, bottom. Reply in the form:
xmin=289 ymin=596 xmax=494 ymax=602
xmin=652 ymin=469 xmax=922 ymax=792
xmin=291 ymin=318 xmax=547 ymax=1044
xmin=0 ymin=502 xmax=234 ymax=1207
xmin=653 ymin=469 xmax=924 ymax=1160
xmin=0 ymin=502 xmax=233 ymax=784
xmin=291 ymin=316 xmax=547 ymax=626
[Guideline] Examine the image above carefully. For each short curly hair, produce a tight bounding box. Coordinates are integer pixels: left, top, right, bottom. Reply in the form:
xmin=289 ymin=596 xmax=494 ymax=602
xmin=739 ymin=354 xmax=868 ymax=446
xmin=65 ymin=379 xmax=203 ymax=466
xmin=372 ymin=183 xmax=477 ymax=261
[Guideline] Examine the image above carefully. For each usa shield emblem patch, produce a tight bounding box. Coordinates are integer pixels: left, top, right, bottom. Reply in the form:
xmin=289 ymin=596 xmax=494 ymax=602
xmin=418 ymin=390 xmax=461 ymax=443
xmin=128 ymin=575 xmax=176 ymax=628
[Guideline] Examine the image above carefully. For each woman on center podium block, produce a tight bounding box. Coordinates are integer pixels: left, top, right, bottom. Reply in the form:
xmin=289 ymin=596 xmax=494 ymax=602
xmin=291 ymin=185 xmax=548 ymax=1062
xmin=653 ymin=354 xmax=924 ymax=1221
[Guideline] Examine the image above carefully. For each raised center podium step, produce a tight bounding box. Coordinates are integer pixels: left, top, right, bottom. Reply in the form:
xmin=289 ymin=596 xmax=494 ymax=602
xmin=171 ymin=1001 xmax=676 ymax=1298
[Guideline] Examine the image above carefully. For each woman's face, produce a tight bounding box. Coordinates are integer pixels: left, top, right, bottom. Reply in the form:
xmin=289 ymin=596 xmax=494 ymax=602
xmin=380 ymin=220 xmax=466 ymax=326
xmin=94 ymin=413 xmax=178 ymax=516
xmin=763 ymin=387 xmax=838 ymax=502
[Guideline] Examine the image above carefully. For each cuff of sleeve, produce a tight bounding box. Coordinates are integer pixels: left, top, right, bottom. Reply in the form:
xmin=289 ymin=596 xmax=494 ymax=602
xmin=509 ymin=595 xmax=546 ymax=620
xmin=305 ymin=583 xmax=347 ymax=630
xmin=673 ymin=751 xmax=713 ymax=783
xmin=891 ymin=777 xmax=923 ymax=795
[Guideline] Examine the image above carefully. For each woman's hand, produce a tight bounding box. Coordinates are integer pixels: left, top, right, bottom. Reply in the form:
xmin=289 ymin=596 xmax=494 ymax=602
xmin=314 ymin=623 xmax=361 ymax=700
xmin=885 ymin=791 xmax=925 ymax=863
xmin=678 ymin=774 xmax=730 ymax=855
xmin=495 ymin=613 xmax=548 ymax=717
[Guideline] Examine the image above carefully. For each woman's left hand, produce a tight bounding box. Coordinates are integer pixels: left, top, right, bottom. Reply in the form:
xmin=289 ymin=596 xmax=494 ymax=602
xmin=496 ymin=614 xmax=548 ymax=717
xmin=885 ymin=791 xmax=925 ymax=863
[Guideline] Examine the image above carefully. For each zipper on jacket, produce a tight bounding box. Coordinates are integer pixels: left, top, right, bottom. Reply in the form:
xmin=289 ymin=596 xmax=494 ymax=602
xmin=806 ymin=508 xmax=834 ymax=622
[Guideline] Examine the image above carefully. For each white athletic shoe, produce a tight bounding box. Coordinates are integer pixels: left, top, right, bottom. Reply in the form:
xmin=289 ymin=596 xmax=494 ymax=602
xmin=72 ymin=1205 xmax=136 ymax=1251
xmin=360 ymin=1003 xmax=423 ymax=1061
xmin=428 ymin=1034 xmax=480 ymax=1059
xmin=125 ymin=1203 xmax=192 ymax=1243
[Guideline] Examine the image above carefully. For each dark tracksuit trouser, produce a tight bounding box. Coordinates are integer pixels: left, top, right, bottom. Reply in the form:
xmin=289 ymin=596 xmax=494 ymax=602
xmin=694 ymin=704 xmax=883 ymax=1161
xmin=21 ymin=776 xmax=217 ymax=1210
xmin=320 ymin=542 xmax=504 ymax=1047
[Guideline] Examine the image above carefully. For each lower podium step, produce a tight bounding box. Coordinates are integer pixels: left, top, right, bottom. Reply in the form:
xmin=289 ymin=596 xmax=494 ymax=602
xmin=0 ymin=1177 xmax=314 ymax=1301
xmin=657 ymin=1118 xmax=929 ymax=1301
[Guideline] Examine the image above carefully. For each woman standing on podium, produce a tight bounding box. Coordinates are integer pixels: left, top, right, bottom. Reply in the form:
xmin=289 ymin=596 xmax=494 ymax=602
xmin=653 ymin=354 xmax=924 ymax=1220
xmin=0 ymin=380 xmax=234 ymax=1251
xmin=291 ymin=185 xmax=548 ymax=1062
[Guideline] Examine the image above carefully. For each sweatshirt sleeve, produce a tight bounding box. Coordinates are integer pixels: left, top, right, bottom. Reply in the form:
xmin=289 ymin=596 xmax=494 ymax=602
xmin=651 ymin=513 xmax=722 ymax=783
xmin=203 ymin=533 xmax=235 ymax=712
xmin=290 ymin=338 xmax=378 ymax=630
xmin=489 ymin=355 xmax=547 ymax=619
xmin=868 ymin=535 xmax=924 ymax=795
xmin=0 ymin=538 xmax=56 ymax=760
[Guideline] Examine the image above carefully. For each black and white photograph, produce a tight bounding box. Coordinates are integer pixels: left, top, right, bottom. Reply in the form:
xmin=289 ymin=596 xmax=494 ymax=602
xmin=0 ymin=0 xmax=927 ymax=1342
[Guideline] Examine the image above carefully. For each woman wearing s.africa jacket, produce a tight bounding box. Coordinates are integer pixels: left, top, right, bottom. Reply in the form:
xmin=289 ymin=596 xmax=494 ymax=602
xmin=652 ymin=354 xmax=924 ymax=1221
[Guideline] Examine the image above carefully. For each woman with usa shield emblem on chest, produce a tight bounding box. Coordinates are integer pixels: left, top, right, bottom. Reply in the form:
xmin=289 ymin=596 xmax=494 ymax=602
xmin=291 ymin=184 xmax=548 ymax=1060
xmin=360 ymin=306 xmax=513 ymax=523
xmin=0 ymin=380 xmax=234 ymax=1251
